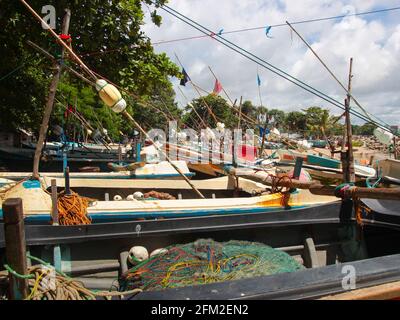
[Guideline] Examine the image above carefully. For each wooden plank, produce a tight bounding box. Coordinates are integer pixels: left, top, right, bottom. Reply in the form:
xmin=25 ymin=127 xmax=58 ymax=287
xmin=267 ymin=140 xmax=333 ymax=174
xmin=319 ymin=281 xmax=400 ymax=300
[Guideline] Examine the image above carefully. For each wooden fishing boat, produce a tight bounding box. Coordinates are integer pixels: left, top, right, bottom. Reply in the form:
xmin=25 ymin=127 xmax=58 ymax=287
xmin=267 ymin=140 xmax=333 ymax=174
xmin=0 ymin=141 xmax=135 ymax=172
xmin=2 ymin=198 xmax=400 ymax=299
xmin=377 ymin=159 xmax=400 ymax=182
xmin=275 ymin=149 xmax=376 ymax=180
xmin=0 ymin=160 xmax=195 ymax=181
xmin=0 ymin=176 xmax=338 ymax=224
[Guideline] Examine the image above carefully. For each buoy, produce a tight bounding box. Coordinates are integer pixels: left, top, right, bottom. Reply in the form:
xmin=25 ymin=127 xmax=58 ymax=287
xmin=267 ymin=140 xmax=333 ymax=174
xmin=113 ymin=195 xmax=122 ymax=201
xmin=374 ymin=128 xmax=394 ymax=146
xmin=150 ymin=248 xmax=168 ymax=257
xmin=133 ymin=192 xmax=144 ymax=200
xmin=95 ymin=79 xmax=127 ymax=113
xmin=216 ymin=122 xmax=225 ymax=132
xmin=128 ymin=246 xmax=149 ymax=265
xmin=126 ymin=194 xmax=135 ymax=201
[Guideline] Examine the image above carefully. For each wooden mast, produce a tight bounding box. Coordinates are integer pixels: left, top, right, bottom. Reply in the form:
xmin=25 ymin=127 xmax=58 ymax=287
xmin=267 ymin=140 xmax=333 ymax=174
xmin=344 ymin=58 xmax=356 ymax=183
xmin=32 ymin=9 xmax=71 ymax=180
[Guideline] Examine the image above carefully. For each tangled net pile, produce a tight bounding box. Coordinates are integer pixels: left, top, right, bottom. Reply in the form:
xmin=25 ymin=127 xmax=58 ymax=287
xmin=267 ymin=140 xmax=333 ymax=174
xmin=57 ymin=190 xmax=94 ymax=225
xmin=120 ymin=239 xmax=304 ymax=291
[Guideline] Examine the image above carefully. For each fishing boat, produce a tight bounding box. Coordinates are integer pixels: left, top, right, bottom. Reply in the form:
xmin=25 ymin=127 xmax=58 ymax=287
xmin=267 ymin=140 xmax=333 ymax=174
xmin=0 ymin=141 xmax=136 ymax=172
xmin=0 ymin=175 xmax=338 ymax=224
xmin=0 ymin=160 xmax=195 ymax=181
xmin=377 ymin=159 xmax=400 ymax=185
xmin=2 ymin=195 xmax=400 ymax=299
xmin=275 ymin=149 xmax=376 ymax=181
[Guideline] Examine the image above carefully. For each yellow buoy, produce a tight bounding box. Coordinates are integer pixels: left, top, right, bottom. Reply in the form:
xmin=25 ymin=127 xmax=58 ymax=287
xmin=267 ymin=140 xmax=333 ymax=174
xmin=95 ymin=79 xmax=127 ymax=113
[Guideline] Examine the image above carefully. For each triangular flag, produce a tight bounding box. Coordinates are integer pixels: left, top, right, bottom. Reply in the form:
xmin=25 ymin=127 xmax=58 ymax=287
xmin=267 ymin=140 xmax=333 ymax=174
xmin=180 ymin=68 xmax=190 ymax=86
xmin=213 ymin=79 xmax=223 ymax=95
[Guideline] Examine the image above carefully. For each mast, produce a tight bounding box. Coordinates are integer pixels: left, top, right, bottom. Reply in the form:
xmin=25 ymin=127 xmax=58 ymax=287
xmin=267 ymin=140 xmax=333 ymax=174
xmin=32 ymin=9 xmax=71 ymax=180
xmin=343 ymin=58 xmax=355 ymax=183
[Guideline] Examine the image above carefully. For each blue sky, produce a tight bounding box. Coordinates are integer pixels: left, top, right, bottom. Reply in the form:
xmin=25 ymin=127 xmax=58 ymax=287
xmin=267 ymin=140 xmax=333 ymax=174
xmin=142 ymin=0 xmax=400 ymax=125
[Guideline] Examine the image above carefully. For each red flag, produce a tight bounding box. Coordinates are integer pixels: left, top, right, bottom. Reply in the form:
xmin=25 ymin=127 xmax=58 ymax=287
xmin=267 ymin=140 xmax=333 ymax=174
xmin=213 ymin=79 xmax=223 ymax=95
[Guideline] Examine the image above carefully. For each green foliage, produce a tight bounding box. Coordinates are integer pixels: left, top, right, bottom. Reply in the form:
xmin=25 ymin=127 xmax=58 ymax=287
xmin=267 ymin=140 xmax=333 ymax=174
xmin=183 ymin=94 xmax=237 ymax=129
xmin=302 ymin=106 xmax=339 ymax=138
xmin=286 ymin=111 xmax=307 ymax=133
xmin=0 ymin=0 xmax=180 ymax=140
xmin=352 ymin=123 xmax=377 ymax=136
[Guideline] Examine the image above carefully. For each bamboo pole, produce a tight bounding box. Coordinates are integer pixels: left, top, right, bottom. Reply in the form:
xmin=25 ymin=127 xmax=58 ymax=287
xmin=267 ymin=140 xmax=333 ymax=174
xmin=22 ymin=7 xmax=205 ymax=199
xmin=19 ymin=0 xmax=96 ymax=80
xmin=122 ymin=111 xmax=205 ymax=198
xmin=345 ymin=58 xmax=356 ymax=183
xmin=286 ymin=21 xmax=382 ymax=128
xmin=174 ymin=53 xmax=218 ymax=124
xmin=208 ymin=66 xmax=235 ymax=105
xmin=237 ymin=96 xmax=243 ymax=129
xmin=32 ymin=9 xmax=71 ymax=180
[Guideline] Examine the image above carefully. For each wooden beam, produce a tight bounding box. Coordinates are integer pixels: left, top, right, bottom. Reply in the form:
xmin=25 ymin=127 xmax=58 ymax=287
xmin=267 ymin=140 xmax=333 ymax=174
xmin=3 ymin=198 xmax=29 ymax=300
xmin=319 ymin=281 xmax=400 ymax=300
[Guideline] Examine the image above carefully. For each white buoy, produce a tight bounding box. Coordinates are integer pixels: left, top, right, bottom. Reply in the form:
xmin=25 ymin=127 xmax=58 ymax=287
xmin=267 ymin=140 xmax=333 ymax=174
xmin=150 ymin=248 xmax=168 ymax=257
xmin=133 ymin=192 xmax=144 ymax=200
xmin=113 ymin=195 xmax=122 ymax=201
xmin=126 ymin=194 xmax=135 ymax=201
xmin=128 ymin=246 xmax=149 ymax=265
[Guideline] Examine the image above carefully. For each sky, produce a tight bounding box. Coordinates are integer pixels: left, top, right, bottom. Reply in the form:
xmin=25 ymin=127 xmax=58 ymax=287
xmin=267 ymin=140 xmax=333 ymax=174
xmin=142 ymin=0 xmax=400 ymax=125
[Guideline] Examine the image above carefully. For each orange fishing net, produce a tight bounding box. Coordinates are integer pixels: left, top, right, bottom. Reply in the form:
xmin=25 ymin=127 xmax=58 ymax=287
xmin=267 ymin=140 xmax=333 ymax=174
xmin=56 ymin=190 xmax=94 ymax=225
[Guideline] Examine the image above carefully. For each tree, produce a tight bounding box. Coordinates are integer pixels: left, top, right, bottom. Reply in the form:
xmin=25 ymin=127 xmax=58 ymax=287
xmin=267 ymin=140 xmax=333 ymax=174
xmin=285 ymin=111 xmax=307 ymax=133
xmin=0 ymin=0 xmax=180 ymax=136
xmin=303 ymin=106 xmax=337 ymax=139
xmin=183 ymin=94 xmax=237 ymax=129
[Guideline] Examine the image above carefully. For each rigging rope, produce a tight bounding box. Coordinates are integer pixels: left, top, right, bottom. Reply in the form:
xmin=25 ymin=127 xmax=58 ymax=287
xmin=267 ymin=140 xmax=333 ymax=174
xmin=158 ymin=3 xmax=396 ymax=135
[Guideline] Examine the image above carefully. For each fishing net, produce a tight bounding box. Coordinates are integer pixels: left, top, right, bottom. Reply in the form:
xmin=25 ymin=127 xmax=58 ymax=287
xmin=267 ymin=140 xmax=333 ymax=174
xmin=120 ymin=239 xmax=304 ymax=291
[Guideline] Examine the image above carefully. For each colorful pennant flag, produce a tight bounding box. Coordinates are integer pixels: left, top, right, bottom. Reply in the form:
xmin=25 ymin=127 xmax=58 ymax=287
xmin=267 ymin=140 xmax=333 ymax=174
xmin=213 ymin=79 xmax=223 ymax=95
xmin=180 ymin=68 xmax=190 ymax=86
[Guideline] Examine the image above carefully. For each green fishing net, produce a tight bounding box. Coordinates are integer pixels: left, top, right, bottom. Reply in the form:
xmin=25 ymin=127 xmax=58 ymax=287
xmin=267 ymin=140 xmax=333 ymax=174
xmin=120 ymin=239 xmax=304 ymax=291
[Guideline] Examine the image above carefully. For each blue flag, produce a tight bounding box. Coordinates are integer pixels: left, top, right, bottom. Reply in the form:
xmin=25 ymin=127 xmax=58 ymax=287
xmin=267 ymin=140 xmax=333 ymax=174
xmin=180 ymin=68 xmax=190 ymax=86
xmin=257 ymin=74 xmax=261 ymax=86
xmin=265 ymin=25 xmax=273 ymax=38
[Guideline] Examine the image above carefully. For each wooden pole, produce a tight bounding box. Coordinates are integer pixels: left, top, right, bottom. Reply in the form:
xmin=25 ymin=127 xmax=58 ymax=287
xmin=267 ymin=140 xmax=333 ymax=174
xmin=237 ymin=96 xmax=243 ymax=129
xmin=208 ymin=66 xmax=235 ymax=106
xmin=3 ymin=198 xmax=29 ymax=300
xmin=345 ymin=58 xmax=356 ymax=183
xmin=51 ymin=179 xmax=58 ymax=224
xmin=65 ymin=167 xmax=71 ymax=195
xmin=19 ymin=0 xmax=96 ymax=80
xmin=286 ymin=21 xmax=380 ymax=128
xmin=259 ymin=116 xmax=269 ymax=158
xmin=32 ymin=9 xmax=71 ymax=180
xmin=227 ymin=167 xmax=400 ymax=200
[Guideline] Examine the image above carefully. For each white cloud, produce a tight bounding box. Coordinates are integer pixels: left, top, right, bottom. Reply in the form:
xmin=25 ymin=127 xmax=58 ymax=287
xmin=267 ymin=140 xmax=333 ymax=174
xmin=142 ymin=0 xmax=400 ymax=125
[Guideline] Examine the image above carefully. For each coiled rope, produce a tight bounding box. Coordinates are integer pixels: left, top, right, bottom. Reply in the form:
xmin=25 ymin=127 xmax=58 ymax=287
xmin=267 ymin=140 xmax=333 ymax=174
xmin=1 ymin=255 xmax=142 ymax=300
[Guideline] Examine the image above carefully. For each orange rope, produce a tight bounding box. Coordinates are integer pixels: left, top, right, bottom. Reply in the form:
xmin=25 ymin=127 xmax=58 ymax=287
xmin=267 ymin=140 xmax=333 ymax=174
xmin=349 ymin=187 xmax=372 ymax=227
xmin=56 ymin=190 xmax=93 ymax=225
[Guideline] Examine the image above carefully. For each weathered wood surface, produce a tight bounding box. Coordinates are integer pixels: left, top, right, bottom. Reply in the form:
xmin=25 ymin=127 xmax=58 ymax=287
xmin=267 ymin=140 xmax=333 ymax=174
xmin=228 ymin=167 xmax=400 ymax=200
xmin=319 ymin=281 xmax=400 ymax=300
xmin=3 ymin=198 xmax=29 ymax=299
